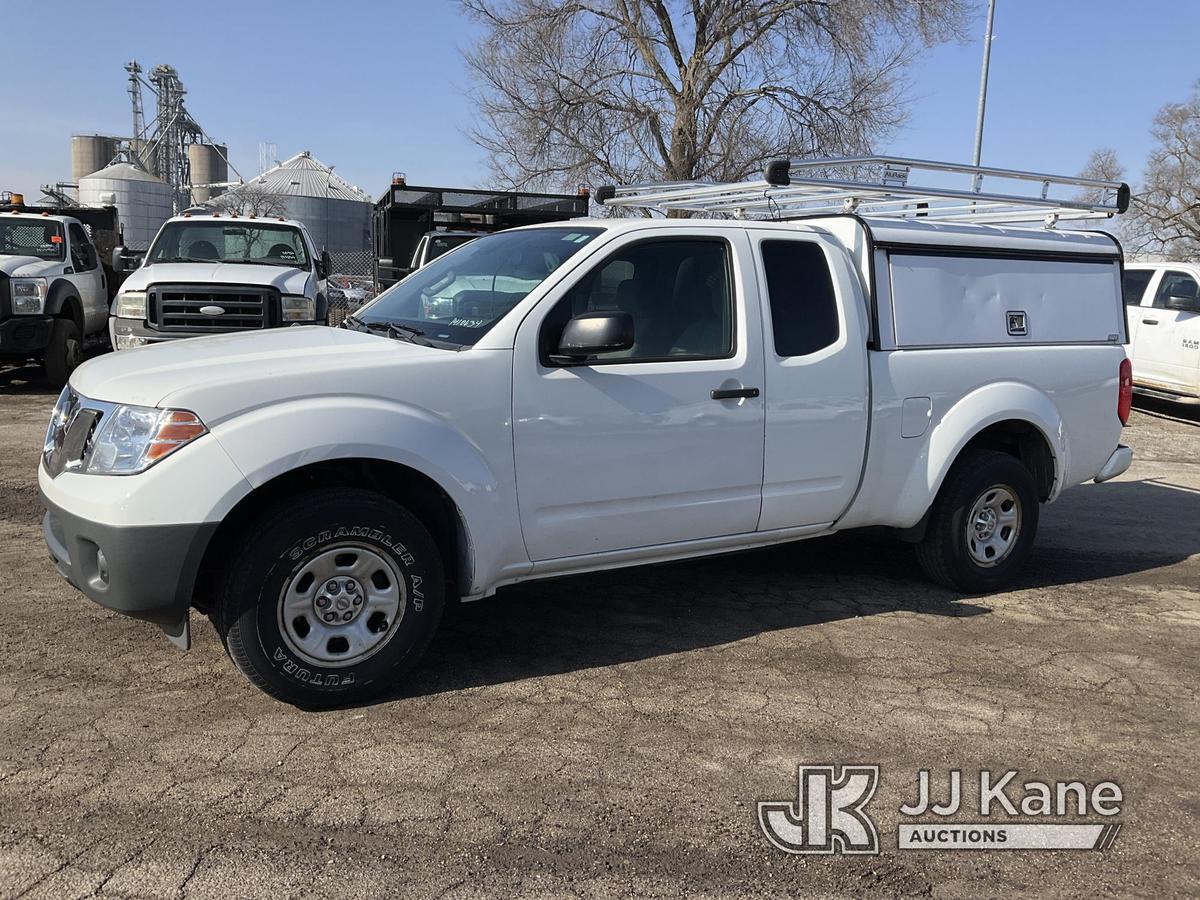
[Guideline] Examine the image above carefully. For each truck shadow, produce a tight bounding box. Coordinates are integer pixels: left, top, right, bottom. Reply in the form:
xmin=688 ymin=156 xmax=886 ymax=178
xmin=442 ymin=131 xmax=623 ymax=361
xmin=0 ymin=361 xmax=56 ymax=395
xmin=0 ymin=347 xmax=108 ymax=396
xmin=1133 ymin=394 xmax=1200 ymax=424
xmin=392 ymin=476 xmax=1198 ymax=704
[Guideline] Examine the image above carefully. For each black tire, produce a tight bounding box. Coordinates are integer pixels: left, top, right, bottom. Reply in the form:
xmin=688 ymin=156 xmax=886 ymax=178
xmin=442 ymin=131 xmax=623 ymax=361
xmin=915 ymin=449 xmax=1040 ymax=593
xmin=215 ymin=488 xmax=445 ymax=708
xmin=44 ymin=317 xmax=82 ymax=387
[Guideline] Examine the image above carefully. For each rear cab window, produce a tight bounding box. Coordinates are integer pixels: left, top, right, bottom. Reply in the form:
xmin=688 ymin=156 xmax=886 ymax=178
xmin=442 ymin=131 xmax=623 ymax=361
xmin=760 ymin=240 xmax=839 ymax=356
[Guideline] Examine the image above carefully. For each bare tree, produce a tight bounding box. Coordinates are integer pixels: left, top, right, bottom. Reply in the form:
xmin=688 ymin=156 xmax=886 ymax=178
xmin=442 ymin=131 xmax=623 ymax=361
xmin=1132 ymin=82 xmax=1200 ymax=260
xmin=460 ymin=0 xmax=967 ymax=196
xmin=207 ymin=182 xmax=289 ymax=218
xmin=1083 ymin=83 xmax=1200 ymax=260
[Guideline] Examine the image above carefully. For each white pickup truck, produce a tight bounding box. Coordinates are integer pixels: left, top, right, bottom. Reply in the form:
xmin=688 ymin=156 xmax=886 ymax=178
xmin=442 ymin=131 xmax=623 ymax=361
xmin=39 ymin=159 xmax=1134 ymax=707
xmin=109 ymin=213 xmax=332 ymax=350
xmin=1123 ymin=262 xmax=1200 ymax=400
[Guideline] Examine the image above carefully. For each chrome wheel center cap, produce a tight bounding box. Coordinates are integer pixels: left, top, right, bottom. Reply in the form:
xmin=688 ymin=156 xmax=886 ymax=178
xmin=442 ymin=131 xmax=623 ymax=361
xmin=974 ymin=508 xmax=998 ymax=540
xmin=314 ymin=577 xmax=365 ymax=625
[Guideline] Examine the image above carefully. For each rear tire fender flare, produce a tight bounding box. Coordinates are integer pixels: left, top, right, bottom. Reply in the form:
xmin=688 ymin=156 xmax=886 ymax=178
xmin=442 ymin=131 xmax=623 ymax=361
xmin=924 ymin=384 xmax=1063 ymax=512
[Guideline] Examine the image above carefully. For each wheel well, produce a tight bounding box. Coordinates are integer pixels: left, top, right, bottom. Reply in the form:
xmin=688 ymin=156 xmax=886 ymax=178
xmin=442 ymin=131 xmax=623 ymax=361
xmin=192 ymin=459 xmax=468 ymax=613
xmin=60 ymin=294 xmax=83 ymax=332
xmin=961 ymin=419 xmax=1056 ymax=501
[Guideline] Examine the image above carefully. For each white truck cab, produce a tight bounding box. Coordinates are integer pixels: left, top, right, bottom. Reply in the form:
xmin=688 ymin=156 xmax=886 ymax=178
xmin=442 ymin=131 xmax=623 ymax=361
xmin=1 ymin=208 xmax=118 ymax=384
xmin=409 ymin=230 xmax=479 ymax=271
xmin=110 ymin=213 xmax=332 ymax=350
xmin=39 ymin=158 xmax=1135 ymax=708
xmin=1123 ymin=262 xmax=1200 ymax=400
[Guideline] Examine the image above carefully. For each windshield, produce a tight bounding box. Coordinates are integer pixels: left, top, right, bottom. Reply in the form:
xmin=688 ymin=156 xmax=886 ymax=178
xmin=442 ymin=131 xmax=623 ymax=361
xmin=148 ymin=221 xmax=310 ymax=267
xmin=0 ymin=218 xmax=64 ymax=260
xmin=358 ymin=226 xmax=601 ymax=348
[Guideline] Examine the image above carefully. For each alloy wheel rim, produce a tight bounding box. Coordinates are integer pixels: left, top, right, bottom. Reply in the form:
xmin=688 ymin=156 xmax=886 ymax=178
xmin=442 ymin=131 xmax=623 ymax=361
xmin=965 ymin=484 xmax=1021 ymax=568
xmin=278 ymin=543 xmax=406 ymax=667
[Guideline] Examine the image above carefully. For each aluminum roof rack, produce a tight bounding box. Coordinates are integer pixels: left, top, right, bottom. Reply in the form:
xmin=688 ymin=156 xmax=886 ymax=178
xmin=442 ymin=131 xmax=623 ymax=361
xmin=595 ymin=156 xmax=1130 ymax=228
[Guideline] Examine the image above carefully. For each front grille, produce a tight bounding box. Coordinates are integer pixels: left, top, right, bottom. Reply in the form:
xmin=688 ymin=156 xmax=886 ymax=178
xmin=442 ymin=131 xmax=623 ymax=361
xmin=149 ymin=284 xmax=277 ymax=332
xmin=43 ymin=389 xmax=116 ymax=478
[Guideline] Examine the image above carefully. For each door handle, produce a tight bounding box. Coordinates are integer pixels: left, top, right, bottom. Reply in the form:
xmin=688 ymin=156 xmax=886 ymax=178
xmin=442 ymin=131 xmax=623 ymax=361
xmin=711 ymin=387 xmax=760 ymax=400
xmin=1142 ymin=318 xmax=1159 ymax=325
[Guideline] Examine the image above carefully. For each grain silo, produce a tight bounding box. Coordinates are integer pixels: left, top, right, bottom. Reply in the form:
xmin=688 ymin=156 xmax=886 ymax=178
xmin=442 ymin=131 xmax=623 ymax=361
xmin=187 ymin=143 xmax=228 ymax=203
xmin=216 ymin=151 xmax=372 ymax=274
xmin=78 ymin=163 xmax=174 ymax=250
xmin=70 ymin=134 xmax=121 ymax=181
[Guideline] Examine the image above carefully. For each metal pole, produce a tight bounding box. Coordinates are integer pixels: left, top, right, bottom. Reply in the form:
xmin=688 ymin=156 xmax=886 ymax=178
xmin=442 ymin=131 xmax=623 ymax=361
xmin=972 ymin=0 xmax=997 ymax=171
xmin=969 ymin=0 xmax=998 ymax=194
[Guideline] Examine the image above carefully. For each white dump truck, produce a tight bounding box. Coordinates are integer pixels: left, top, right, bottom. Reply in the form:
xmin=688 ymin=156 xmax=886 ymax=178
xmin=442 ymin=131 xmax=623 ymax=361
xmin=109 ymin=212 xmax=332 ymax=349
xmin=40 ymin=158 xmax=1133 ymax=707
xmin=1 ymin=203 xmax=133 ymax=384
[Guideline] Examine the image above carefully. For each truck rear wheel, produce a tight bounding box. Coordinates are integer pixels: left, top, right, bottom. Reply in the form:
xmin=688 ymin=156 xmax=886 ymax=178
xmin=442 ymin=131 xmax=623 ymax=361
xmin=44 ymin=318 xmax=82 ymax=387
xmin=215 ymin=488 xmax=445 ymax=708
xmin=915 ymin=449 xmax=1039 ymax=593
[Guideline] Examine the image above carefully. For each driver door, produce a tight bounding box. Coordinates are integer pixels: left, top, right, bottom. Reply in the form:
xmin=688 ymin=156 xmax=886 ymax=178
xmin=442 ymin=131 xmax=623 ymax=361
xmin=511 ymin=229 xmax=766 ymax=561
xmin=67 ymin=223 xmax=106 ymax=335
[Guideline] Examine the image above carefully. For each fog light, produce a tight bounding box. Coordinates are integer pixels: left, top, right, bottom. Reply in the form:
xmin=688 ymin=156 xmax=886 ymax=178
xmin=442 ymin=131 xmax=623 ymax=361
xmin=96 ymin=548 xmax=109 ymax=585
xmin=115 ymin=333 xmax=149 ymax=351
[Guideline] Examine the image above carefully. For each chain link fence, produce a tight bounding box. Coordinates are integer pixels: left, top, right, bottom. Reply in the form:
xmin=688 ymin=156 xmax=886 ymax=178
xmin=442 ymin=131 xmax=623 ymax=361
xmin=325 ymin=249 xmax=378 ymax=327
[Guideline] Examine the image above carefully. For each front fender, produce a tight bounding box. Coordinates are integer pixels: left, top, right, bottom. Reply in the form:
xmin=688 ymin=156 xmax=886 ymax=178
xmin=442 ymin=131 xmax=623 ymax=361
xmin=207 ymin=395 xmax=521 ymax=594
xmin=45 ymin=278 xmax=79 ymax=320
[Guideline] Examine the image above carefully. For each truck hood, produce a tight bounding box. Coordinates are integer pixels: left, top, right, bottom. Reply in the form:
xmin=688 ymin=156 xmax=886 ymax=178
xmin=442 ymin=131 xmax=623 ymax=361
xmin=0 ymin=256 xmax=67 ymax=278
xmin=121 ymin=262 xmax=312 ymax=295
xmin=70 ymin=326 xmax=447 ymax=414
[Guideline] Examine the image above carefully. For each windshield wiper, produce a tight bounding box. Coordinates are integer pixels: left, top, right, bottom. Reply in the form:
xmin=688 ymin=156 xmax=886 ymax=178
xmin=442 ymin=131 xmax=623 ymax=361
xmin=385 ymin=322 xmax=434 ymax=346
xmin=158 ymin=256 xmax=216 ymax=263
xmin=350 ymin=317 xmax=434 ymax=347
xmin=225 ymin=258 xmax=300 ymax=267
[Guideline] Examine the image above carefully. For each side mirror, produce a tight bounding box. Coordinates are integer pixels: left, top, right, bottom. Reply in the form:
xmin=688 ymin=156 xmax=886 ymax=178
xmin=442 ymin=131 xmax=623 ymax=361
xmin=549 ymin=311 xmax=634 ymax=365
xmin=319 ymin=250 xmax=333 ymax=279
xmin=1165 ymin=293 xmax=1199 ymax=312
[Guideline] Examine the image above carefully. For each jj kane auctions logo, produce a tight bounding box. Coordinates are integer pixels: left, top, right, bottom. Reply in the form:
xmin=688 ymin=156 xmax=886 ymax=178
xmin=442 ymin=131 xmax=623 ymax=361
xmin=758 ymin=765 xmax=1123 ymax=854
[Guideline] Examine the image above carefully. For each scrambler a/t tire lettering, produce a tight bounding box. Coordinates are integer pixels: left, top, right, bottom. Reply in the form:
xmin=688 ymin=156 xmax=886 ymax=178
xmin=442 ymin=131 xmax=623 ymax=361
xmin=215 ymin=488 xmax=444 ymax=707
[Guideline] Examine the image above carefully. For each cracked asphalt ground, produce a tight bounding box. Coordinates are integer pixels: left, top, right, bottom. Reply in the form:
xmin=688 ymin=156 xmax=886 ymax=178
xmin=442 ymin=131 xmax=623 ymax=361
xmin=1 ymin=361 xmax=1198 ymax=899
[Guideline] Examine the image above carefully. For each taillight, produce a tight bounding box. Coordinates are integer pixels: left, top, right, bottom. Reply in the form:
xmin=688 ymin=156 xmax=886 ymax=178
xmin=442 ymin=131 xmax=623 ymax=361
xmin=1117 ymin=357 xmax=1133 ymax=425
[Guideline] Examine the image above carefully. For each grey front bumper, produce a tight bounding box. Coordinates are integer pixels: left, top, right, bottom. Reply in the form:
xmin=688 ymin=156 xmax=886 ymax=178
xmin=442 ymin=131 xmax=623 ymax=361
xmin=1094 ymin=444 xmax=1133 ymax=484
xmin=41 ymin=491 xmax=218 ymax=648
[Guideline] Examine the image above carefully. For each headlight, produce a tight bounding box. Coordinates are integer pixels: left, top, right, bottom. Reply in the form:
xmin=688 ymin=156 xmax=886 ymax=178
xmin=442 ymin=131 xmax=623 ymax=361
xmin=11 ymin=277 xmax=47 ymax=314
xmin=281 ymin=295 xmax=316 ymax=321
xmin=115 ymin=290 xmax=147 ymax=319
xmin=86 ymin=405 xmax=207 ymax=475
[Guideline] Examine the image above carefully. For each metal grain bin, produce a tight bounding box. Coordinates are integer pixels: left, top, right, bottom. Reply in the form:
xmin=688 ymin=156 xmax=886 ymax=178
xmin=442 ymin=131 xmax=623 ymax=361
xmin=216 ymin=151 xmax=372 ymax=273
xmin=70 ymin=134 xmax=121 ymax=182
xmin=187 ymin=144 xmax=229 ymax=204
xmin=78 ymin=163 xmax=174 ymax=251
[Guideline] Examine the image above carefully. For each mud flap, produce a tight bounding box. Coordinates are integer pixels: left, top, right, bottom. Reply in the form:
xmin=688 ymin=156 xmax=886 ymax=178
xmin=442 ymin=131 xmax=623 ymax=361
xmin=161 ymin=615 xmax=191 ymax=651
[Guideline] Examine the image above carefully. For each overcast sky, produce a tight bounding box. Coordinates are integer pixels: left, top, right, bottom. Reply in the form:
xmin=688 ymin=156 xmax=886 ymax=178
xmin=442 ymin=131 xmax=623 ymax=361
xmin=1 ymin=0 xmax=1196 ymax=199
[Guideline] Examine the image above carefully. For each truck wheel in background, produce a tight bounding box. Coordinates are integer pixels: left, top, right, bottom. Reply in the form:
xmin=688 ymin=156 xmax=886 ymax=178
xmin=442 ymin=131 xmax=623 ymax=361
xmin=915 ymin=449 xmax=1040 ymax=593
xmin=215 ymin=488 xmax=445 ymax=708
xmin=44 ymin=318 xmax=83 ymax=387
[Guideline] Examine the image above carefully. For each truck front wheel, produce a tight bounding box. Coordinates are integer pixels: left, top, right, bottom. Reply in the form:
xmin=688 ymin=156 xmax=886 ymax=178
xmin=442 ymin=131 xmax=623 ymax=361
xmin=215 ymin=488 xmax=445 ymax=708
xmin=915 ymin=449 xmax=1040 ymax=593
xmin=44 ymin=318 xmax=82 ymax=387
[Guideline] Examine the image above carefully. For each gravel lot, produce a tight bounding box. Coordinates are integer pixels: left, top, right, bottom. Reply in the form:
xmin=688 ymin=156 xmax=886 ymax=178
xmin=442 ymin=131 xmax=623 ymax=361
xmin=1 ymin=359 xmax=1197 ymax=898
